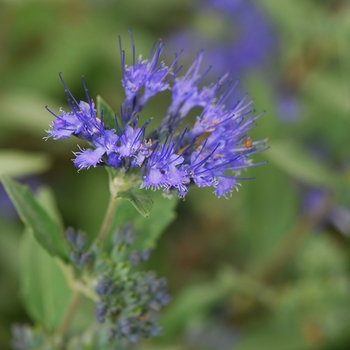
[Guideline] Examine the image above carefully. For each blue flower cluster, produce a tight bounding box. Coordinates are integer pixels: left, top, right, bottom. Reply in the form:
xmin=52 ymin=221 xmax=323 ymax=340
xmin=95 ymin=271 xmax=170 ymax=343
xmin=65 ymin=227 xmax=92 ymax=269
xmin=46 ymin=34 xmax=267 ymax=198
xmin=93 ymin=224 xmax=171 ymax=345
xmin=11 ymin=325 xmax=46 ymax=350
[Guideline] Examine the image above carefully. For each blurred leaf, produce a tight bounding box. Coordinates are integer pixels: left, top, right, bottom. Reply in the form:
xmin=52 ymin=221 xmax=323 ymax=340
xmin=96 ymin=95 xmax=117 ymax=131
xmin=161 ymin=270 xmax=236 ymax=338
xmin=1 ymin=176 xmax=69 ymax=262
xmin=261 ymin=0 xmax=315 ymax=35
xmin=0 ymin=219 xmax=22 ymax=316
xmin=69 ymin=296 xmax=96 ymax=333
xmin=0 ymin=150 xmax=51 ymax=177
xmin=268 ymin=139 xmax=339 ymax=189
xmin=0 ymin=93 xmax=59 ymax=137
xmin=117 ymin=189 xmax=154 ymax=218
xmin=292 ymin=234 xmax=347 ymax=278
xmin=302 ymin=72 xmax=350 ymax=121
xmin=19 ymin=231 xmax=72 ymax=332
xmin=236 ymin=76 xmax=300 ymax=268
xmin=234 ymin=320 xmax=309 ymax=350
xmin=35 ymin=185 xmax=65 ymax=234
xmin=109 ymin=190 xmax=178 ymax=250
xmin=162 ymin=283 xmax=227 ymax=337
xmin=2 ymin=18 xmax=115 ymax=95
xmin=0 ymin=220 xmax=21 ymax=276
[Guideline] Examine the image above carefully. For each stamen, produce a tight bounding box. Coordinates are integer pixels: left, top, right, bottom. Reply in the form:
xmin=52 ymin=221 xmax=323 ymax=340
xmin=118 ymin=36 xmax=126 ymax=81
xmin=45 ymin=105 xmax=59 ymax=118
xmin=59 ymin=73 xmax=79 ymax=106
xmin=196 ymin=64 xmax=212 ymax=85
xmin=129 ymin=29 xmax=136 ymax=69
xmin=191 ymin=141 xmax=221 ymax=171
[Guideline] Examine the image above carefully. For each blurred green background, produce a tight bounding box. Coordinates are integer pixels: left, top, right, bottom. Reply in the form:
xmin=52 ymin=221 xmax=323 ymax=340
xmin=1 ymin=0 xmax=350 ymax=349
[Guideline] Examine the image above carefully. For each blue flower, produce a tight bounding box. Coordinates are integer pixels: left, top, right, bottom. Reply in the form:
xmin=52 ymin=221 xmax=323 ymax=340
xmin=141 ymin=137 xmax=187 ymax=193
xmin=168 ymin=0 xmax=277 ymax=77
xmin=120 ymin=36 xmax=176 ymax=109
xmin=65 ymin=228 xmax=92 ymax=268
xmin=47 ymin=33 xmax=268 ymax=198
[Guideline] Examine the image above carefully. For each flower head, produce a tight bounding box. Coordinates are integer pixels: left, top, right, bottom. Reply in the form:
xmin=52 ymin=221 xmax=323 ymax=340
xmin=46 ymin=32 xmax=268 ymax=198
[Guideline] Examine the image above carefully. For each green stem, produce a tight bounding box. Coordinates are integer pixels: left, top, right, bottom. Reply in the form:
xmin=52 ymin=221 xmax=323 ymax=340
xmin=96 ymin=194 xmax=120 ymax=242
xmin=55 ymin=189 xmax=119 ymax=340
xmin=55 ymin=175 xmax=124 ymax=342
xmin=55 ymin=290 xmax=82 ymax=340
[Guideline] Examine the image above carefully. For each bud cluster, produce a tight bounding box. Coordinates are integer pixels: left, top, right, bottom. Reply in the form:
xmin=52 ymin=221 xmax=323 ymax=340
xmin=92 ymin=224 xmax=171 ymax=346
xmin=11 ymin=325 xmax=49 ymax=350
xmin=65 ymin=227 xmax=93 ymax=269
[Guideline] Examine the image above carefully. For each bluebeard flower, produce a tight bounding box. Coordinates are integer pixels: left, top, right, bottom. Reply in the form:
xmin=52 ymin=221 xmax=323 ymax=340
xmin=11 ymin=325 xmax=46 ymax=350
xmin=95 ymin=301 xmax=109 ymax=324
xmin=96 ymin=275 xmax=115 ymax=296
xmin=92 ymin=224 xmax=171 ymax=344
xmin=302 ymin=187 xmax=350 ymax=237
xmin=109 ymin=313 xmax=162 ymax=344
xmin=65 ymin=227 xmax=92 ymax=269
xmin=129 ymin=251 xmax=141 ymax=267
xmin=140 ymin=248 xmax=152 ymax=261
xmin=277 ymin=93 xmax=302 ymax=123
xmin=113 ymin=222 xmax=136 ymax=247
xmin=94 ymin=269 xmax=171 ymax=341
xmin=46 ymin=33 xmax=268 ymax=198
xmin=207 ymin=0 xmax=277 ymax=71
xmin=168 ymin=0 xmax=277 ymax=77
xmin=120 ymin=38 xmax=179 ymax=111
xmin=129 ymin=249 xmax=152 ymax=266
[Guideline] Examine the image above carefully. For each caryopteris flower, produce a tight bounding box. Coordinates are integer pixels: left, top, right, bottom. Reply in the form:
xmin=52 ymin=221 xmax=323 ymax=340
xmin=46 ymin=33 xmax=268 ymax=198
xmin=92 ymin=223 xmax=171 ymax=345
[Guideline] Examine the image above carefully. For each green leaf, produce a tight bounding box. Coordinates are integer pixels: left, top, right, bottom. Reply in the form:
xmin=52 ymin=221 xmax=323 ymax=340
xmin=0 ymin=92 xmax=60 ymax=137
xmin=234 ymin=321 xmax=309 ymax=350
xmin=261 ymin=0 xmax=311 ymax=35
xmin=35 ymin=186 xmax=65 ymax=234
xmin=234 ymin=76 xmax=300 ymax=269
xmin=162 ymin=282 xmax=226 ymax=336
xmin=132 ymin=192 xmax=177 ymax=250
xmin=302 ymin=72 xmax=350 ymax=121
xmin=96 ymin=95 xmax=117 ymax=131
xmin=1 ymin=175 xmax=69 ymax=262
xmin=117 ymin=189 xmax=154 ymax=217
xmin=0 ymin=150 xmax=52 ymax=177
xmin=161 ymin=268 xmax=238 ymax=337
xmin=20 ymin=231 xmax=72 ymax=331
xmin=268 ymin=139 xmax=339 ymax=189
xmin=109 ymin=190 xmax=178 ymax=250
xmin=70 ymin=297 xmax=95 ymax=333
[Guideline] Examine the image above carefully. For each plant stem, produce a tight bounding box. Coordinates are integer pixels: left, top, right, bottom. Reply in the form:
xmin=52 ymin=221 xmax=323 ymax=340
xmin=55 ymin=290 xmax=82 ymax=340
xmin=96 ymin=194 xmax=120 ymax=242
xmin=56 ymin=176 xmax=123 ymax=341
